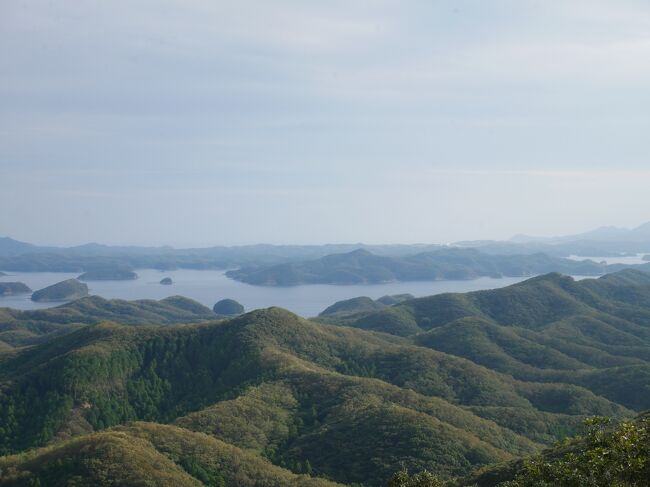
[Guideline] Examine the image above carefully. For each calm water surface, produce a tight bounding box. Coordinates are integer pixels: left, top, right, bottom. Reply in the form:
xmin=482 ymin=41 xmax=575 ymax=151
xmin=0 ymin=269 xmax=532 ymax=317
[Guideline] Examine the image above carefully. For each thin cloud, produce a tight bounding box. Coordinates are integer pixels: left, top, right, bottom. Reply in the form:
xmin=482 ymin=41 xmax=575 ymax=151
xmin=2 ymin=1 xmax=650 ymax=245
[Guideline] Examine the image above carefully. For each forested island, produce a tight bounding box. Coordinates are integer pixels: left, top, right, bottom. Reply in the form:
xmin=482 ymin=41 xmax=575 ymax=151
xmin=213 ymin=298 xmax=245 ymax=316
xmin=78 ymin=268 xmax=138 ymax=281
xmin=30 ymin=279 xmax=89 ymax=302
xmin=1 ymin=269 xmax=650 ymax=485
xmin=0 ymin=282 xmax=31 ymax=296
xmin=226 ymin=248 xmax=617 ymax=286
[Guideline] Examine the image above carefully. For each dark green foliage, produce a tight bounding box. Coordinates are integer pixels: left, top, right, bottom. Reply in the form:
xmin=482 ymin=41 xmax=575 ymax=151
xmin=285 ymin=399 xmax=509 ymax=485
xmin=179 ymin=456 xmax=225 ymax=486
xmin=0 ymin=308 xmax=541 ymax=484
xmin=160 ymin=296 xmax=215 ymax=316
xmin=319 ymin=296 xmax=387 ymax=318
xmin=30 ymin=279 xmax=88 ymax=302
xmin=388 ymin=469 xmax=445 ymax=487
xmin=334 ymin=270 xmax=650 ymax=413
xmin=317 ymin=295 xmax=419 ymax=326
xmin=0 ymin=422 xmax=340 ymax=486
xmin=0 ymin=299 xmax=636 ymax=485
xmin=2 ymin=271 xmax=650 ymax=485
xmin=212 ymin=298 xmax=244 ymax=316
xmin=578 ymin=366 xmax=650 ymax=411
xmin=377 ymin=294 xmax=415 ymax=306
xmin=352 ymin=306 xmax=421 ymax=336
xmin=459 ymin=415 xmax=650 ymax=487
xmin=0 ymin=319 xmax=266 ymax=454
xmin=0 ymin=295 xmax=217 ymax=348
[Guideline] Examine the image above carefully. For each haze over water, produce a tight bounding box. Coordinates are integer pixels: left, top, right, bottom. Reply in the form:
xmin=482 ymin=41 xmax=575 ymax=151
xmin=0 ymin=269 xmax=528 ymax=317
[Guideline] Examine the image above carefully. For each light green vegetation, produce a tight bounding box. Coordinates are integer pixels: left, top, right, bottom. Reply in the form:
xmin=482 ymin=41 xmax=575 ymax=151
xmin=0 ymin=270 xmax=649 ymax=485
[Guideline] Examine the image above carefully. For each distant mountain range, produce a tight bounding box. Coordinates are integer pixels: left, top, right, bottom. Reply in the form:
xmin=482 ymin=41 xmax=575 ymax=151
xmin=510 ymin=221 xmax=650 ymax=244
xmin=455 ymin=221 xmax=650 ymax=256
xmin=0 ymin=237 xmax=444 ymax=272
xmin=2 ymin=221 xmax=650 ymax=275
xmin=0 ymin=237 xmax=40 ymax=257
xmin=227 ymin=248 xmax=621 ymax=286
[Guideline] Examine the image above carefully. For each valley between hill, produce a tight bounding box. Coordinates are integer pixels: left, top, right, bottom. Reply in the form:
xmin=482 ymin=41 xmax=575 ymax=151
xmin=0 ymin=270 xmax=649 ymax=485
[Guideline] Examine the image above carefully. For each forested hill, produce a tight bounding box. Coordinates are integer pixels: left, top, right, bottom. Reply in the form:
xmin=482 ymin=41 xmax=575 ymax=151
xmin=323 ymin=269 xmax=650 ymax=413
xmin=0 ymin=295 xmax=217 ymax=348
xmin=398 ymin=413 xmax=650 ymax=486
xmin=0 ymin=271 xmax=649 ymax=485
xmin=226 ymin=248 xmax=637 ymax=286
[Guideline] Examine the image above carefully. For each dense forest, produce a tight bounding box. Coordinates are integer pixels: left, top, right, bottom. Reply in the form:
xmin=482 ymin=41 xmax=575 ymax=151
xmin=0 ymin=295 xmax=218 ymax=347
xmin=0 ymin=270 xmax=650 ymax=485
xmin=392 ymin=414 xmax=650 ymax=486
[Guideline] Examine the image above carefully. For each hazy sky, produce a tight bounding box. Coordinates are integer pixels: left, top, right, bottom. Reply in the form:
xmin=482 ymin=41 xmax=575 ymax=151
xmin=2 ymin=1 xmax=650 ymax=246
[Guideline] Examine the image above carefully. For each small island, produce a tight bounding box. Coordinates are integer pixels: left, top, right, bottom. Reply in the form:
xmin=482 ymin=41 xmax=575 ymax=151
xmin=160 ymin=277 xmax=173 ymax=285
xmin=78 ymin=268 xmax=138 ymax=281
xmin=644 ymin=255 xmax=650 ymax=262
xmin=31 ymin=279 xmax=89 ymax=302
xmin=226 ymin=248 xmax=608 ymax=286
xmin=213 ymin=298 xmax=244 ymax=316
xmin=0 ymin=271 xmax=6 ymax=276
xmin=0 ymin=282 xmax=32 ymax=296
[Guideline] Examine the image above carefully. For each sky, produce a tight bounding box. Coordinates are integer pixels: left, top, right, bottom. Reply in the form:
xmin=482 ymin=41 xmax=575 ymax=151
xmin=1 ymin=0 xmax=650 ymax=247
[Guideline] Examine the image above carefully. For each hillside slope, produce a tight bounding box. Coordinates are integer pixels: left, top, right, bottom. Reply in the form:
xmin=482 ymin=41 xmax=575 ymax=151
xmin=1 ymin=272 xmax=649 ymax=485
xmin=328 ymin=270 xmax=650 ymax=414
xmin=0 ymin=300 xmax=639 ymax=485
xmin=454 ymin=413 xmax=650 ymax=487
xmin=0 ymin=422 xmax=340 ymax=486
xmin=0 ymin=295 xmax=216 ymax=348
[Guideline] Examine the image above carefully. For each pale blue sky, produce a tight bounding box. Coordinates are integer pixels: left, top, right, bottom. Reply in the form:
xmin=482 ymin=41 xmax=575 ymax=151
xmin=1 ymin=1 xmax=650 ymax=246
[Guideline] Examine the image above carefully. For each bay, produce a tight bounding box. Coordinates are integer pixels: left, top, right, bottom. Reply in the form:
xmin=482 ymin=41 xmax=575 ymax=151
xmin=0 ymin=269 xmax=535 ymax=317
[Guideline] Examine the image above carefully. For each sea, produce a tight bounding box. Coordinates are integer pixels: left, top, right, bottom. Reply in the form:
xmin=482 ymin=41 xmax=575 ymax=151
xmin=2 ymin=254 xmax=644 ymax=317
xmin=0 ymin=269 xmax=528 ymax=317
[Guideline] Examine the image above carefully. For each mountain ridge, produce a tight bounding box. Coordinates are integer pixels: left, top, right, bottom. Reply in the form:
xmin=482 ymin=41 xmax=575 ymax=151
xmin=1 ymin=271 xmax=650 ymax=484
xmin=226 ymin=248 xmax=613 ymax=286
